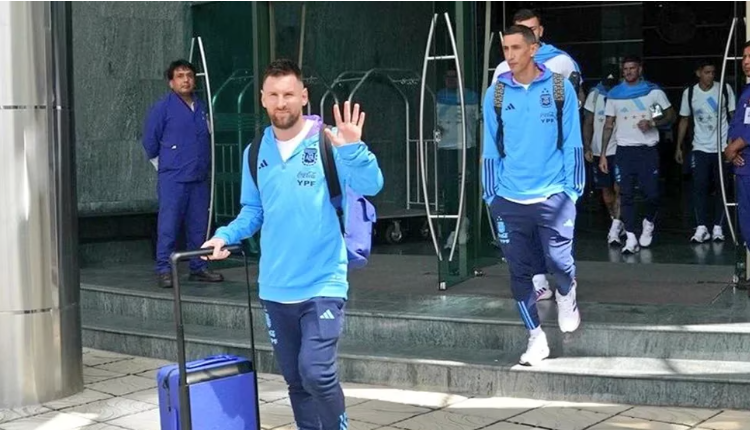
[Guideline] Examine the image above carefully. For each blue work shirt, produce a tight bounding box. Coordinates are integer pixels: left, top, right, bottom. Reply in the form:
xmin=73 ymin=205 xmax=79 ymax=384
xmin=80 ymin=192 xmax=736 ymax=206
xmin=142 ymin=92 xmax=211 ymax=182
xmin=729 ymin=84 xmax=750 ymax=176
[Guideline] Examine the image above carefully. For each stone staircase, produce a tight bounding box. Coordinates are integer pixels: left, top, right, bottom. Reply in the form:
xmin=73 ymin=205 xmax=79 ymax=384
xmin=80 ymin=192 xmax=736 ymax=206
xmin=80 ymin=273 xmax=750 ymax=410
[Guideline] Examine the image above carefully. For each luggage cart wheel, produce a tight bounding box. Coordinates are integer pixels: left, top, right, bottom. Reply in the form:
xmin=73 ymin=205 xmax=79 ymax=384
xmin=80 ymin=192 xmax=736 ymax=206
xmin=385 ymin=221 xmax=404 ymax=244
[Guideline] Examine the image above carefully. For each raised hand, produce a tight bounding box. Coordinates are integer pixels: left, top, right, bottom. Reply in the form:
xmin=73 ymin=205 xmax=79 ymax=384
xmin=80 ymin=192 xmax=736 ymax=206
xmin=324 ymin=100 xmax=365 ymax=146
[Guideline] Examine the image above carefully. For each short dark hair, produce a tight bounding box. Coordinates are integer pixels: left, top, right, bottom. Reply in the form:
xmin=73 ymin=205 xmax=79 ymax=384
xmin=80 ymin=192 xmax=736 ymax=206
xmin=504 ymin=25 xmax=538 ymax=46
xmin=165 ymin=60 xmax=196 ymax=80
xmin=513 ymin=8 xmax=541 ymax=24
xmin=263 ymin=59 xmax=303 ymax=84
xmin=743 ymin=40 xmax=750 ymax=50
xmin=696 ymin=60 xmax=715 ymax=71
xmin=621 ymin=55 xmax=642 ymax=66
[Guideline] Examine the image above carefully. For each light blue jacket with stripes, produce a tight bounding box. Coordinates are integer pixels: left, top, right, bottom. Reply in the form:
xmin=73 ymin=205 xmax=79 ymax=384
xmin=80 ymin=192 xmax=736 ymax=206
xmin=481 ymin=64 xmax=585 ymax=205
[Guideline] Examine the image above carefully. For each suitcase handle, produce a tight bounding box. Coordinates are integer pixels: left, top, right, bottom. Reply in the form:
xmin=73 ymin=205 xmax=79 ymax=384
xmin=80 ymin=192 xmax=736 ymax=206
xmin=169 ymin=244 xmax=260 ymax=430
xmin=169 ymin=245 xmax=242 ymax=262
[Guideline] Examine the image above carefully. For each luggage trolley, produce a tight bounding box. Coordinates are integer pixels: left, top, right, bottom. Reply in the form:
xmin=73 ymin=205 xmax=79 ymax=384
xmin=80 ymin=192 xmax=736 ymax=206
xmin=302 ymin=67 xmax=333 ymax=117
xmin=208 ymin=69 xmax=259 ymax=228
xmin=320 ymin=68 xmax=440 ymax=244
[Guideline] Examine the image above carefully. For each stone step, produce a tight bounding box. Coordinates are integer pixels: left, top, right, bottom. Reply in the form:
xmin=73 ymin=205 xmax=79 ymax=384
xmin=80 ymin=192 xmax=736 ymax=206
xmin=81 ymin=283 xmax=750 ymax=362
xmin=81 ymin=310 xmax=750 ymax=410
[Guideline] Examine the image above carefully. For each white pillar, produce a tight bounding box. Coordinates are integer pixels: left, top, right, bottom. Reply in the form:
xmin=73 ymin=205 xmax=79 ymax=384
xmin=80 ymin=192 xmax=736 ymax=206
xmin=0 ymin=1 xmax=82 ymax=407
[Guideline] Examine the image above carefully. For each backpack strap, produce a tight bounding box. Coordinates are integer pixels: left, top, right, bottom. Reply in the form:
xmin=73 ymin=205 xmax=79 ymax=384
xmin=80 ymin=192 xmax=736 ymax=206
xmin=681 ymin=84 xmax=695 ymax=153
xmin=248 ymin=133 xmax=263 ymax=190
xmin=688 ymin=83 xmax=730 ymax=120
xmin=318 ymin=126 xmax=346 ymax=235
xmin=553 ymin=73 xmax=565 ymax=151
xmin=568 ymin=71 xmax=582 ymax=96
xmin=494 ymin=81 xmax=506 ymax=158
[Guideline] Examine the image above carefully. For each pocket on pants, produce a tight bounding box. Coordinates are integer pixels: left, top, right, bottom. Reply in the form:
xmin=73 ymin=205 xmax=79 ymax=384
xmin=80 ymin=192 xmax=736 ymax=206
xmin=313 ymin=297 xmax=346 ymax=340
xmin=542 ymin=193 xmax=576 ymax=240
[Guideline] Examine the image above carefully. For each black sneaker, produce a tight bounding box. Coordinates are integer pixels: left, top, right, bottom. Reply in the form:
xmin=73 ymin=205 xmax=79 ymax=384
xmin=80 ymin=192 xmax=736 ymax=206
xmin=157 ymin=273 xmax=173 ymax=289
xmin=188 ymin=270 xmax=224 ymax=283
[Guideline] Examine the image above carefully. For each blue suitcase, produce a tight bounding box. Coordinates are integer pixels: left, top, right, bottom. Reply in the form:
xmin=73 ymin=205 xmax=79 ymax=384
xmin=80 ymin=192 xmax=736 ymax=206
xmin=157 ymin=246 xmax=261 ymax=430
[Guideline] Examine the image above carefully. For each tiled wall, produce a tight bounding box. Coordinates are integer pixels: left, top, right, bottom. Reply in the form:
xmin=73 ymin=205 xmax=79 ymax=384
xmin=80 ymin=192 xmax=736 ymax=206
xmin=71 ymin=1 xmax=191 ymax=215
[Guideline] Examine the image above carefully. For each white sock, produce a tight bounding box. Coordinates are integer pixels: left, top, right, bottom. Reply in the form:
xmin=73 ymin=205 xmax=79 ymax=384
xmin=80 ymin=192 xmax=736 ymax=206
xmin=530 ymin=327 xmax=543 ymax=337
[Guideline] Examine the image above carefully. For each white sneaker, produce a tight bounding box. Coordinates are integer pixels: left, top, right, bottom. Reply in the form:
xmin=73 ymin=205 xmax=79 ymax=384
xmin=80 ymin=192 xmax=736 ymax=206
xmin=533 ymin=274 xmax=553 ymax=301
xmin=622 ymin=232 xmax=640 ymax=254
xmin=556 ymin=281 xmax=581 ymax=333
xmin=519 ymin=330 xmax=550 ymax=366
xmin=607 ymin=219 xmax=625 ymax=245
xmin=691 ymin=225 xmax=710 ymax=243
xmin=639 ymin=219 xmax=655 ymax=248
xmin=712 ymin=225 xmax=725 ymax=242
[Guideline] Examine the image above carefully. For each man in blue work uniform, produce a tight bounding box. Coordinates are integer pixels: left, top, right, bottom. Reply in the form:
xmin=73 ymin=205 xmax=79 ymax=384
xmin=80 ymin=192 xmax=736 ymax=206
xmin=142 ymin=59 xmax=223 ymax=288
xmin=483 ymin=25 xmax=584 ymax=366
xmin=201 ymin=59 xmax=383 ymax=430
xmin=725 ymin=41 xmax=750 ymax=269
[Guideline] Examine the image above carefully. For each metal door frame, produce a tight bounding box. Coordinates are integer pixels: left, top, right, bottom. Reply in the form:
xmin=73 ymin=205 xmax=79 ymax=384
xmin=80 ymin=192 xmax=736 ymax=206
xmin=419 ymin=12 xmax=468 ymax=263
xmin=189 ymin=36 xmax=216 ymax=241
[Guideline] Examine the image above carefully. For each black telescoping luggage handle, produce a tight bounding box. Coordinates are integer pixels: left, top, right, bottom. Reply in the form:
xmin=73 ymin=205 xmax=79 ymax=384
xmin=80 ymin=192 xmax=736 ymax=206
xmin=169 ymin=245 xmax=260 ymax=430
